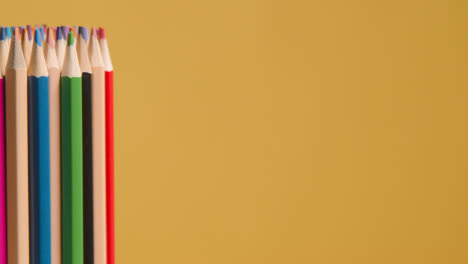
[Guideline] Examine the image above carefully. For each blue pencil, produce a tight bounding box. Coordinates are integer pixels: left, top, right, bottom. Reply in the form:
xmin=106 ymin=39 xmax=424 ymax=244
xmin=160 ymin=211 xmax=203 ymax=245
xmin=28 ymin=28 xmax=51 ymax=264
xmin=39 ymin=26 xmax=45 ymax=42
xmin=5 ymin=27 xmax=11 ymax=47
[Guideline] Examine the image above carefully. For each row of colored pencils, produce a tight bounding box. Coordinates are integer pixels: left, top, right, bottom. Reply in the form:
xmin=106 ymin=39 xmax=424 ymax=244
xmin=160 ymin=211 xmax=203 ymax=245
xmin=0 ymin=25 xmax=114 ymax=264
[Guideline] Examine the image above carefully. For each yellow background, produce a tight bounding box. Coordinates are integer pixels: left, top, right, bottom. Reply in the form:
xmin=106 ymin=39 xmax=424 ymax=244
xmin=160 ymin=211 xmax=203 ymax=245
xmin=3 ymin=0 xmax=468 ymax=263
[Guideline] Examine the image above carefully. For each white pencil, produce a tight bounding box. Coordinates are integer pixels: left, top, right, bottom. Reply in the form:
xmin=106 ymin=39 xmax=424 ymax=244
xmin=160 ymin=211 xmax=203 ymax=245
xmin=21 ymin=27 xmax=32 ymax=66
xmin=55 ymin=27 xmax=66 ymax=70
xmin=89 ymin=27 xmax=107 ymax=264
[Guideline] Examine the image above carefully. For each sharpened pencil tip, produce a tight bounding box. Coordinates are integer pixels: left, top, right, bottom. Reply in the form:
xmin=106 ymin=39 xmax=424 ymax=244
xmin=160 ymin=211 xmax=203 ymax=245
xmin=26 ymin=25 xmax=32 ymax=41
xmin=34 ymin=28 xmax=42 ymax=47
xmin=21 ymin=28 xmax=28 ymax=42
xmin=70 ymin=27 xmax=76 ymax=36
xmin=0 ymin=27 xmax=5 ymax=41
xmin=6 ymin=27 xmax=12 ymax=39
xmin=79 ymin=26 xmax=89 ymax=42
xmin=13 ymin=27 xmax=20 ymax=40
xmin=56 ymin=27 xmax=63 ymax=40
xmin=99 ymin=28 xmax=106 ymax=39
xmin=46 ymin=28 xmax=55 ymax=48
xmin=64 ymin=26 xmax=70 ymax=38
xmin=67 ymin=31 xmax=75 ymax=46
xmin=39 ymin=27 xmax=45 ymax=41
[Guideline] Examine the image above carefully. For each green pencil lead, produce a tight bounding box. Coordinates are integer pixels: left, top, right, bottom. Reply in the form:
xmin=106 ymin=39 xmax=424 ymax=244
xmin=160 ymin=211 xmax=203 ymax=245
xmin=67 ymin=31 xmax=75 ymax=46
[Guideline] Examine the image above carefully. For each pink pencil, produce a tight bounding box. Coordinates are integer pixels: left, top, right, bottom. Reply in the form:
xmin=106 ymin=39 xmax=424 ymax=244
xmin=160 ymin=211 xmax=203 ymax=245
xmin=0 ymin=68 xmax=5 ymax=264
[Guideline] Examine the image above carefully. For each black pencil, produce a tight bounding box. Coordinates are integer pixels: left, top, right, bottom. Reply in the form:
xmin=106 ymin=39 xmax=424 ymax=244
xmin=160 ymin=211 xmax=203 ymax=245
xmin=77 ymin=26 xmax=94 ymax=264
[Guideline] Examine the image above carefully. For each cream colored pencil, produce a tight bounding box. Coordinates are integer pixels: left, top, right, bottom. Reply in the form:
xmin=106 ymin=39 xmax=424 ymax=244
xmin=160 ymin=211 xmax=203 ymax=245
xmin=21 ymin=28 xmax=31 ymax=67
xmin=89 ymin=27 xmax=107 ymax=264
xmin=44 ymin=27 xmax=61 ymax=264
xmin=5 ymin=27 xmax=29 ymax=264
xmin=56 ymin=27 xmax=66 ymax=69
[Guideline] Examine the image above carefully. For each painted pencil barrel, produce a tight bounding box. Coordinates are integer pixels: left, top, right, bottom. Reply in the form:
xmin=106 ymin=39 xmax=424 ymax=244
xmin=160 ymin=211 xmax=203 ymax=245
xmin=105 ymin=70 xmax=114 ymax=264
xmin=28 ymin=76 xmax=51 ymax=264
xmin=82 ymin=72 xmax=94 ymax=264
xmin=6 ymin=68 xmax=29 ymax=264
xmin=6 ymin=27 xmax=29 ymax=264
xmin=0 ymin=77 xmax=5 ymax=264
xmin=48 ymin=67 xmax=61 ymax=264
xmin=61 ymin=76 xmax=83 ymax=264
xmin=89 ymin=26 xmax=107 ymax=264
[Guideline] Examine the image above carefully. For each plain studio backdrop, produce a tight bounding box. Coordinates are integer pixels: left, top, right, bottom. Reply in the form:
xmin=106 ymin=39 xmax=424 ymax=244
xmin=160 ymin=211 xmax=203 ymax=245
xmin=3 ymin=0 xmax=468 ymax=263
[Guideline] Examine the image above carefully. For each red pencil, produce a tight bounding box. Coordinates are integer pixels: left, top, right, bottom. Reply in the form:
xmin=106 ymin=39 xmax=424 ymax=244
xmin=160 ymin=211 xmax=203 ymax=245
xmin=100 ymin=27 xmax=114 ymax=264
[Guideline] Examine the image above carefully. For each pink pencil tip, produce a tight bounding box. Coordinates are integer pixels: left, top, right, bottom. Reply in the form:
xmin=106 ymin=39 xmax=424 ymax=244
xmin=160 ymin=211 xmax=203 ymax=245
xmin=46 ymin=27 xmax=55 ymax=48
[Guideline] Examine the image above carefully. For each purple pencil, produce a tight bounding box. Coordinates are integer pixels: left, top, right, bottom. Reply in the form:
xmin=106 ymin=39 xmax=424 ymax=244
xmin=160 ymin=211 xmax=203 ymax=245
xmin=0 ymin=70 xmax=5 ymax=264
xmin=63 ymin=26 xmax=70 ymax=38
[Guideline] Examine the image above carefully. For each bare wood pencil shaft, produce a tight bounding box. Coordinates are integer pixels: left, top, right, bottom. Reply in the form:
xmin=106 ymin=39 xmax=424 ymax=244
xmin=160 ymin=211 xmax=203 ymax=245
xmin=6 ymin=68 xmax=29 ymax=264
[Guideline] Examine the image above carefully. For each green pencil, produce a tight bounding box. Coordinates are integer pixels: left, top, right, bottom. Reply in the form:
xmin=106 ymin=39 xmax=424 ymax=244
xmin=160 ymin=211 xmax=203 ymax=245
xmin=60 ymin=31 xmax=83 ymax=264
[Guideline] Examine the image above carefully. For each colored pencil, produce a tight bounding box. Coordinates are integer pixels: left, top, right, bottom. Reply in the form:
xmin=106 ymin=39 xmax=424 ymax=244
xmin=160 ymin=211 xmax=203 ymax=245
xmin=77 ymin=26 xmax=94 ymax=264
xmin=0 ymin=64 xmax=5 ymax=264
xmin=21 ymin=28 xmax=32 ymax=66
xmin=28 ymin=28 xmax=51 ymax=264
xmin=45 ymin=27 xmax=61 ymax=264
xmin=61 ymin=31 xmax=84 ymax=264
xmin=0 ymin=27 xmax=8 ymax=74
xmin=63 ymin=26 xmax=70 ymax=40
xmin=26 ymin=25 xmax=32 ymax=40
xmin=89 ymin=27 xmax=107 ymax=264
xmin=70 ymin=27 xmax=76 ymax=37
xmin=27 ymin=26 xmax=33 ymax=55
xmin=5 ymin=27 xmax=29 ymax=264
xmin=100 ymin=27 xmax=114 ymax=264
xmin=39 ymin=27 xmax=45 ymax=42
xmin=56 ymin=27 xmax=66 ymax=70
xmin=5 ymin=27 xmax=11 ymax=47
